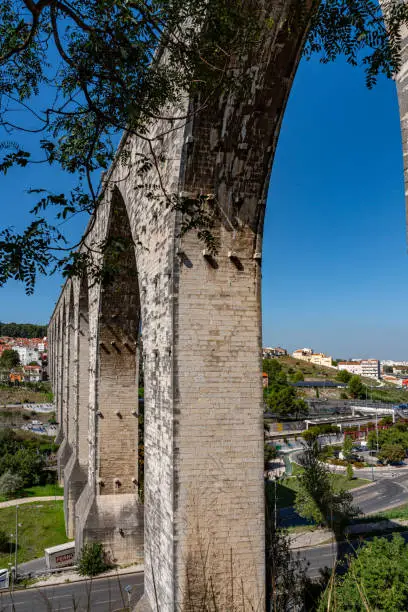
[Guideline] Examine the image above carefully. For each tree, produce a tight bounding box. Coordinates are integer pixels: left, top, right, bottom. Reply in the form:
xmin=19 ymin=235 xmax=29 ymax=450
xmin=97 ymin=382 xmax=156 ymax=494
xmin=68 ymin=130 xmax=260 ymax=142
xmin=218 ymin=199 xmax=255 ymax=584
xmin=380 ymin=416 xmax=393 ymax=426
xmin=378 ymin=443 xmax=406 ymax=464
xmin=265 ymin=385 xmax=308 ymax=418
xmin=342 ymin=435 xmax=353 ymax=461
xmin=336 ymin=369 xmax=352 ymax=383
xmin=1 ymin=1 xmax=408 ymax=291
xmin=295 ymin=443 xmax=357 ymax=533
xmin=346 ymin=463 xmax=354 ymax=481
xmin=0 ymin=530 xmax=8 ymax=553
xmin=347 ymin=375 xmax=365 ymax=399
xmin=367 ymin=423 xmax=408 ymax=453
xmin=0 ymin=446 xmax=46 ymax=487
xmin=318 ymin=534 xmax=408 ymax=612
xmin=265 ymin=482 xmax=309 ymax=611
xmin=264 ymin=443 xmax=278 ymax=470
xmin=383 ymin=365 xmax=394 ymax=374
xmin=77 ymin=542 xmax=107 ymax=576
xmin=262 ymin=359 xmax=285 ymax=387
xmin=0 ymin=323 xmax=47 ymax=338
xmin=0 ymin=471 xmax=24 ymax=497
xmin=292 ymin=370 xmax=304 ymax=382
xmin=0 ymin=350 xmax=20 ymax=370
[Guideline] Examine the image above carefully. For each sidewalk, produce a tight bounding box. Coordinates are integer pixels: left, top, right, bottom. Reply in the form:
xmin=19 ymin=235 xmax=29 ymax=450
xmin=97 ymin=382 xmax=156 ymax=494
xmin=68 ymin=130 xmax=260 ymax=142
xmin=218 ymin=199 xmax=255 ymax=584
xmin=29 ymin=563 xmax=144 ymax=588
xmin=0 ymin=496 xmax=63 ymax=509
xmin=289 ymin=519 xmax=408 ymax=550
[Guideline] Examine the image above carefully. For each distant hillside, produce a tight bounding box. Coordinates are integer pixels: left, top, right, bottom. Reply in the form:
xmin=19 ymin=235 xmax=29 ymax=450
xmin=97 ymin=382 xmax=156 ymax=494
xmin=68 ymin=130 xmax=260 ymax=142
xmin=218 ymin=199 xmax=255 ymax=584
xmin=0 ymin=322 xmax=47 ymax=338
xmin=276 ymin=355 xmax=380 ymax=385
xmin=277 ymin=355 xmax=339 ymax=381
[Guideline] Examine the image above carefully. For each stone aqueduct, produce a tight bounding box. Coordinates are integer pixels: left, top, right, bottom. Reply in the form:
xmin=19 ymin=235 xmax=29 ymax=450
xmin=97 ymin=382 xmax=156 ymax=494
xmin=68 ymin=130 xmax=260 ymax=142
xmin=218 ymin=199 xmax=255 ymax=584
xmin=48 ymin=2 xmax=408 ymax=610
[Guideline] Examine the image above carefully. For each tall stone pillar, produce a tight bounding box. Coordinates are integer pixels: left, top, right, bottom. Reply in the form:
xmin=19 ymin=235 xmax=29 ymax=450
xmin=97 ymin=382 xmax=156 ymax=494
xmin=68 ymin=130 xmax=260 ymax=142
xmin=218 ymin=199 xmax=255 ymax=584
xmin=55 ymin=306 xmax=65 ymax=446
xmin=58 ymin=290 xmax=74 ymax=483
xmin=64 ymin=276 xmax=91 ymax=538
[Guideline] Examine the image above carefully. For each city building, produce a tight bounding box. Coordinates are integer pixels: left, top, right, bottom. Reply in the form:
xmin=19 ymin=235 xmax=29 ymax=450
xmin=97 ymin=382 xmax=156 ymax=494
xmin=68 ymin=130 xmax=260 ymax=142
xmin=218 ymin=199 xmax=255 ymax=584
xmin=309 ymin=353 xmax=334 ymax=368
xmin=9 ymin=365 xmax=43 ymax=383
xmin=292 ymin=348 xmax=333 ymax=367
xmin=14 ymin=345 xmax=41 ymax=366
xmin=337 ymin=359 xmax=380 ymax=380
xmin=262 ymin=372 xmax=268 ymax=387
xmin=360 ymin=359 xmax=380 ymax=380
xmin=292 ymin=348 xmax=313 ymax=359
xmin=337 ymin=361 xmax=362 ymax=375
xmin=262 ymin=346 xmax=287 ymax=358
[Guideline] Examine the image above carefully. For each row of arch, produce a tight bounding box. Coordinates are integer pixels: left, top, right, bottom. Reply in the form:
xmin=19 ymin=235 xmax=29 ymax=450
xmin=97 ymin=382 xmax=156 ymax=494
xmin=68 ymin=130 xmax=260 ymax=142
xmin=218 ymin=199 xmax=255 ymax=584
xmin=49 ymin=189 xmax=144 ymax=546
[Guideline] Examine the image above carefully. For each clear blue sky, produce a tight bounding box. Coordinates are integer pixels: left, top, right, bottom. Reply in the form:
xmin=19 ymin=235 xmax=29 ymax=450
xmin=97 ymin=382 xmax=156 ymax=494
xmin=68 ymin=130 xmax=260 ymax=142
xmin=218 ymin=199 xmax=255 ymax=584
xmin=0 ymin=54 xmax=407 ymax=360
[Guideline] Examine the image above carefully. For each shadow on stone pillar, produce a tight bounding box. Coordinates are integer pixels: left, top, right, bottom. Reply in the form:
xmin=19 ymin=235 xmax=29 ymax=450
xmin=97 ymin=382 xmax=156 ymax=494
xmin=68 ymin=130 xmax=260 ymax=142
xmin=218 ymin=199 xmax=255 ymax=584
xmin=75 ymin=485 xmax=144 ymax=565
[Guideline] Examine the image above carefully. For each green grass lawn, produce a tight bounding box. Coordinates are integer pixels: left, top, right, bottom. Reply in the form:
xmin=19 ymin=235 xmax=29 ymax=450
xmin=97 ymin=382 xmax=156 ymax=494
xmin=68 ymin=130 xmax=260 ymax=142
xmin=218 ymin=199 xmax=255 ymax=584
xmin=271 ymin=473 xmax=369 ymax=510
xmin=354 ymin=503 xmax=408 ymax=523
xmin=0 ymin=484 xmax=64 ymax=503
xmin=0 ymin=501 xmax=68 ymax=566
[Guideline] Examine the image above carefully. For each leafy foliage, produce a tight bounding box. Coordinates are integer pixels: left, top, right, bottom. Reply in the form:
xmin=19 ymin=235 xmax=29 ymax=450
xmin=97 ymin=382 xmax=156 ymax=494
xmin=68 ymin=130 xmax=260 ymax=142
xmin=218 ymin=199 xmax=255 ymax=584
xmin=302 ymin=423 xmax=340 ymax=443
xmin=265 ymin=482 xmax=310 ymax=611
xmin=378 ymin=442 xmax=406 ymax=464
xmin=0 ymin=471 xmax=24 ymax=497
xmin=0 ymin=530 xmax=8 ymax=553
xmin=305 ymin=0 xmax=408 ymax=88
xmin=77 ymin=542 xmax=107 ymax=576
xmin=0 ymin=429 xmax=52 ymax=488
xmin=0 ymin=349 xmax=20 ymax=370
xmin=0 ymin=322 xmax=47 ymax=338
xmin=367 ymin=421 xmax=408 ymax=454
xmin=0 ymin=2 xmax=408 ymax=290
xmin=263 ymin=359 xmax=308 ymax=418
xmin=347 ymin=375 xmax=366 ymax=399
xmin=264 ymin=442 xmax=278 ymax=470
xmin=295 ymin=443 xmax=358 ymax=531
xmin=336 ymin=369 xmax=352 ymax=383
xmin=342 ymin=434 xmax=353 ymax=460
xmin=318 ymin=534 xmax=408 ymax=611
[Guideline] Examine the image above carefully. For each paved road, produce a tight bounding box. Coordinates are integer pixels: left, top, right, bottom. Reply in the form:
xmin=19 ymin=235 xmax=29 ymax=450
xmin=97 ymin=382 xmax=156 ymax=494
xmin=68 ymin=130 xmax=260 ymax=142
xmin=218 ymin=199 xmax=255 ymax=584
xmin=280 ymin=469 xmax=408 ymax=527
xmin=0 ymin=572 xmax=143 ymax=611
xmin=298 ymin=532 xmax=408 ymax=579
xmin=18 ymin=557 xmax=46 ymax=575
xmin=352 ymin=477 xmax=408 ymax=514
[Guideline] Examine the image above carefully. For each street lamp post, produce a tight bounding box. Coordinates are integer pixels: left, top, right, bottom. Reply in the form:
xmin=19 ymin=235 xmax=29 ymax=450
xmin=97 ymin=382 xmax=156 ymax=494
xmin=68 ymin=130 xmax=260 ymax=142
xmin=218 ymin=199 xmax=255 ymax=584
xmin=14 ymin=506 xmax=18 ymax=581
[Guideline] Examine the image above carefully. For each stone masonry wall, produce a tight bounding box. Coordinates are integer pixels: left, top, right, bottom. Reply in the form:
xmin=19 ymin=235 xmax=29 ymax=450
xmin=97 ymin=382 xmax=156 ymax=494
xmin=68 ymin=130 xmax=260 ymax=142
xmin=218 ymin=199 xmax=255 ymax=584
xmin=49 ymin=0 xmax=408 ymax=609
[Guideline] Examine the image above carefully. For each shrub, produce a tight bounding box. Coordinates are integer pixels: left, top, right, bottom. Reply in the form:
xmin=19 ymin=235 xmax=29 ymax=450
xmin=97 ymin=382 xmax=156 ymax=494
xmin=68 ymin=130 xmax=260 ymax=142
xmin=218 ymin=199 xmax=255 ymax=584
xmin=0 ymin=471 xmax=24 ymax=497
xmin=77 ymin=542 xmax=107 ymax=576
xmin=346 ymin=463 xmax=354 ymax=480
xmin=0 ymin=530 xmax=8 ymax=553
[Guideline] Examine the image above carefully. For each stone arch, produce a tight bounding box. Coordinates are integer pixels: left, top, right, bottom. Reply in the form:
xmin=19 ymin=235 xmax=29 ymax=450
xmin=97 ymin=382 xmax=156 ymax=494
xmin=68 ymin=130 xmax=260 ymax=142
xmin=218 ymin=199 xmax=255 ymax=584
xmin=77 ymin=274 xmax=90 ymax=480
xmin=64 ymin=275 xmax=90 ymax=538
xmin=50 ymin=3 xmax=408 ymax=609
xmin=74 ymin=187 xmax=144 ymax=564
xmin=56 ymin=302 xmax=65 ymax=448
xmin=96 ymin=186 xmax=141 ymax=495
xmin=58 ymin=283 xmax=75 ymax=483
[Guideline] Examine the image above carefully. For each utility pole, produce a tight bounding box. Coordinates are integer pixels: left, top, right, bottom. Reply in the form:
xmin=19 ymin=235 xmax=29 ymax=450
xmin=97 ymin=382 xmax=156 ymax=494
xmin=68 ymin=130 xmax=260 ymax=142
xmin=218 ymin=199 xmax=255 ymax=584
xmin=376 ymin=407 xmax=379 ymax=455
xmin=14 ymin=505 xmax=18 ymax=580
xmin=274 ymin=477 xmax=278 ymax=531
